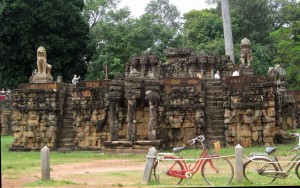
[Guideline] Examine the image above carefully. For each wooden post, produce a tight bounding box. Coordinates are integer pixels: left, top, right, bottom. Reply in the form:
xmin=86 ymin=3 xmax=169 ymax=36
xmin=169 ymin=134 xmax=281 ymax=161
xmin=41 ymin=146 xmax=50 ymax=180
xmin=221 ymin=0 xmax=235 ymax=63
xmin=235 ymin=144 xmax=243 ymax=183
xmin=105 ymin=64 xmax=109 ymax=80
xmin=142 ymin=147 xmax=157 ymax=184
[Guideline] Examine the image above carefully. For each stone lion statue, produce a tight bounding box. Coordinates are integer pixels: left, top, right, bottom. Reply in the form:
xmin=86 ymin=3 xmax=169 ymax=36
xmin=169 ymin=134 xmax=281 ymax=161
xmin=37 ymin=46 xmax=52 ymax=76
xmin=267 ymin=64 xmax=286 ymax=81
xmin=240 ymin=37 xmax=253 ymax=67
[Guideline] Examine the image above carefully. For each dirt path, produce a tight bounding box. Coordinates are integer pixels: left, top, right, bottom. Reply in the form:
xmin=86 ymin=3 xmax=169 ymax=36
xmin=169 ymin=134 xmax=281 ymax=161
xmin=2 ymin=159 xmax=147 ymax=188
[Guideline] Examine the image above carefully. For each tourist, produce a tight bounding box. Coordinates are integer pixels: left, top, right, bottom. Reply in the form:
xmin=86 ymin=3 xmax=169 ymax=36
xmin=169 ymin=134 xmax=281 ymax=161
xmin=197 ymin=72 xmax=202 ymax=79
xmin=232 ymin=70 xmax=240 ymax=76
xmin=72 ymin=74 xmax=80 ymax=84
xmin=0 ymin=88 xmax=5 ymax=101
xmin=214 ymin=71 xmax=220 ymax=79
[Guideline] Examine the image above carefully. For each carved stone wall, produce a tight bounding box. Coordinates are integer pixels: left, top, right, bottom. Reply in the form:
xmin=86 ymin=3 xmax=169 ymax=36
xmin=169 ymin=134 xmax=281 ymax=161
xmin=1 ymin=109 xmax=11 ymax=135
xmin=9 ymin=84 xmax=65 ymax=150
xmin=71 ymin=84 xmax=109 ymax=149
xmin=6 ymin=48 xmax=298 ymax=151
xmin=223 ymin=76 xmax=296 ymax=147
xmin=285 ymin=90 xmax=300 ymax=129
xmin=158 ymin=78 xmax=205 ymax=146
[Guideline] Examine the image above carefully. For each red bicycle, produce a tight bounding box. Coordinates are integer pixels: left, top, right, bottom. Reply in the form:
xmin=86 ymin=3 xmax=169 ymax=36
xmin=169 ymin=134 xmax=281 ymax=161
xmin=153 ymin=135 xmax=234 ymax=186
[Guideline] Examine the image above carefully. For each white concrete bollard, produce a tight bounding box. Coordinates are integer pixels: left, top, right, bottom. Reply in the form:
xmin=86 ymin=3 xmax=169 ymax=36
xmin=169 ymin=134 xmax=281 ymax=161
xmin=142 ymin=147 xmax=157 ymax=184
xmin=235 ymin=144 xmax=243 ymax=183
xmin=41 ymin=146 xmax=50 ymax=180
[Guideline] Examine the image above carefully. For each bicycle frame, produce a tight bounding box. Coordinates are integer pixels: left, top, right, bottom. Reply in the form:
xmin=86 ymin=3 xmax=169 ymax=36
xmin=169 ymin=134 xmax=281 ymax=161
xmin=165 ymin=143 xmax=218 ymax=179
xmin=274 ymin=154 xmax=300 ymax=177
xmin=250 ymin=133 xmax=300 ymax=179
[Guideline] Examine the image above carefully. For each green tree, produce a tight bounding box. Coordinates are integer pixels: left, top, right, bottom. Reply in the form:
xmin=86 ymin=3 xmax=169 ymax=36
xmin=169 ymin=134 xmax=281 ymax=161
xmin=270 ymin=21 xmax=300 ymax=89
xmin=183 ymin=0 xmax=276 ymax=75
xmin=0 ymin=0 xmax=91 ymax=89
xmin=145 ymin=0 xmax=181 ymax=29
xmin=225 ymin=0 xmax=273 ymax=44
xmin=83 ymin=0 xmax=119 ymax=28
xmin=85 ymin=0 xmax=184 ymax=80
xmin=269 ymin=0 xmax=300 ymax=28
xmin=267 ymin=0 xmax=300 ymax=89
xmin=144 ymin=0 xmax=183 ymax=56
xmin=85 ymin=7 xmax=145 ymax=80
xmin=183 ymin=9 xmax=224 ymax=54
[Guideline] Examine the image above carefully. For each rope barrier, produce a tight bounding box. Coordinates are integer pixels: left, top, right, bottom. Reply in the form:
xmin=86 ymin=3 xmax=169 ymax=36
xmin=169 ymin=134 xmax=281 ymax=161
xmin=151 ymin=154 xmax=235 ymax=161
xmin=149 ymin=153 xmax=300 ymax=164
xmin=242 ymin=155 xmax=300 ymax=164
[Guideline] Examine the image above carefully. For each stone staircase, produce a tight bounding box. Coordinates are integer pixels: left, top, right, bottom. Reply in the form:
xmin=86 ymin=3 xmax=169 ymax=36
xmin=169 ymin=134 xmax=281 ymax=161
xmin=205 ymin=79 xmax=226 ymax=146
xmin=56 ymin=85 xmax=76 ymax=151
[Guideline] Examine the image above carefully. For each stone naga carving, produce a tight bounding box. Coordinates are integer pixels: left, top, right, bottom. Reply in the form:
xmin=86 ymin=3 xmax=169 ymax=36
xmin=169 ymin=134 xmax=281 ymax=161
xmin=36 ymin=46 xmax=52 ymax=76
xmin=240 ymin=37 xmax=252 ymax=67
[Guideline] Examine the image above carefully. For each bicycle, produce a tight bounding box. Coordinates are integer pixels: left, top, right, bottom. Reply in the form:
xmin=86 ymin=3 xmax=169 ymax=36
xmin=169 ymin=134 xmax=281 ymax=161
xmin=243 ymin=132 xmax=300 ymax=184
xmin=153 ymin=135 xmax=234 ymax=186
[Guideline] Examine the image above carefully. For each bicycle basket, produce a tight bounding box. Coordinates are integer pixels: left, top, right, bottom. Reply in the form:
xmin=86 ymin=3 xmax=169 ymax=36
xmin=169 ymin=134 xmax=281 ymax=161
xmin=204 ymin=140 xmax=221 ymax=155
xmin=214 ymin=141 xmax=221 ymax=154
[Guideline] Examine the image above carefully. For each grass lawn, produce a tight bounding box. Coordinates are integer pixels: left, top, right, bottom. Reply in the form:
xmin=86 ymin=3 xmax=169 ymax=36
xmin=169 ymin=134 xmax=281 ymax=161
xmin=1 ymin=134 xmax=300 ymax=187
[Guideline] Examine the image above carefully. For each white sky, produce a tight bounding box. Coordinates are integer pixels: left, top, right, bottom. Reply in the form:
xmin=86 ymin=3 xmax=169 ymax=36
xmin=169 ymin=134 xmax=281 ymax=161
xmin=119 ymin=0 xmax=216 ymax=18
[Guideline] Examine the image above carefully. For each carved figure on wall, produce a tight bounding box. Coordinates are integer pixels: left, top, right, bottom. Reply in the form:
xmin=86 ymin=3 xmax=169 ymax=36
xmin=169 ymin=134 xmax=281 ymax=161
xmin=128 ymin=68 xmax=140 ymax=77
xmin=36 ymin=46 xmax=52 ymax=76
xmin=267 ymin=64 xmax=286 ymax=82
xmin=146 ymin=71 xmax=155 ymax=79
xmin=240 ymin=37 xmax=252 ymax=67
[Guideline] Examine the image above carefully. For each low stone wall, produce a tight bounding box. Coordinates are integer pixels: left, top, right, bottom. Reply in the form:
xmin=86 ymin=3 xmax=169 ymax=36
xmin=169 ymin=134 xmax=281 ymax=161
xmin=286 ymin=90 xmax=300 ymax=128
xmin=223 ymin=76 xmax=296 ymax=147
xmin=71 ymin=84 xmax=110 ymax=149
xmin=158 ymin=78 xmax=205 ymax=146
xmin=9 ymin=86 xmax=65 ymax=150
xmin=1 ymin=109 xmax=11 ymax=135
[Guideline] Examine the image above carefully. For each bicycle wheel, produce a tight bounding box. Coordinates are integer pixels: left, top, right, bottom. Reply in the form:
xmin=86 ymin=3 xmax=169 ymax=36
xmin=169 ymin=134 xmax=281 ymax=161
xmin=201 ymin=157 xmax=234 ymax=186
xmin=243 ymin=157 xmax=278 ymax=184
xmin=295 ymin=160 xmax=300 ymax=179
xmin=153 ymin=155 xmax=184 ymax=185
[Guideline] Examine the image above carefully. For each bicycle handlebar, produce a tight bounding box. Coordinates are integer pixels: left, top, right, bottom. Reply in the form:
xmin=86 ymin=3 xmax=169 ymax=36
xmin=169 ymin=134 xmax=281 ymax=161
xmin=290 ymin=133 xmax=300 ymax=137
xmin=290 ymin=133 xmax=300 ymax=150
xmin=188 ymin=135 xmax=205 ymax=146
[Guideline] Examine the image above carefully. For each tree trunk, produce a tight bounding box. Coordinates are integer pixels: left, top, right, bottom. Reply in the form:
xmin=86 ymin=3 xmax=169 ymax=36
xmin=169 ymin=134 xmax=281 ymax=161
xmin=221 ymin=0 xmax=235 ymax=63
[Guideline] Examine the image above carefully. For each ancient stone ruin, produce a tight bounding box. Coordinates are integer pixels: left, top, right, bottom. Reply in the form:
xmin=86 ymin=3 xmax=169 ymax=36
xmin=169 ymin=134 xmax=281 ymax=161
xmin=1 ymin=46 xmax=299 ymax=152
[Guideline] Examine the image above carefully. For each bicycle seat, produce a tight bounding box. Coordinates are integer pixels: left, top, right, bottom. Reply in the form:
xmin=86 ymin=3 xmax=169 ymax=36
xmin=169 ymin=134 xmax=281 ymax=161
xmin=265 ymin=147 xmax=277 ymax=155
xmin=173 ymin=146 xmax=186 ymax=153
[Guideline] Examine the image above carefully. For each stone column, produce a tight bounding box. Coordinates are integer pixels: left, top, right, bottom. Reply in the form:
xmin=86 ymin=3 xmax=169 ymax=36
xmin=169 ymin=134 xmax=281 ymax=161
xmin=150 ymin=53 xmax=159 ymax=78
xmin=145 ymin=90 xmax=160 ymax=140
xmin=109 ymin=101 xmax=118 ymax=141
xmin=140 ymin=55 xmax=148 ymax=77
xmin=148 ymin=102 xmax=157 ymax=140
xmin=127 ymin=98 xmax=136 ymax=141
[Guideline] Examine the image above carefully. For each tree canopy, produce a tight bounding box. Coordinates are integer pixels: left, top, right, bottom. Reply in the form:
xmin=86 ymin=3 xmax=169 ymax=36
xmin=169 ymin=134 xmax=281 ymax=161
xmin=0 ymin=0 xmax=91 ymax=89
xmin=0 ymin=0 xmax=299 ymax=89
